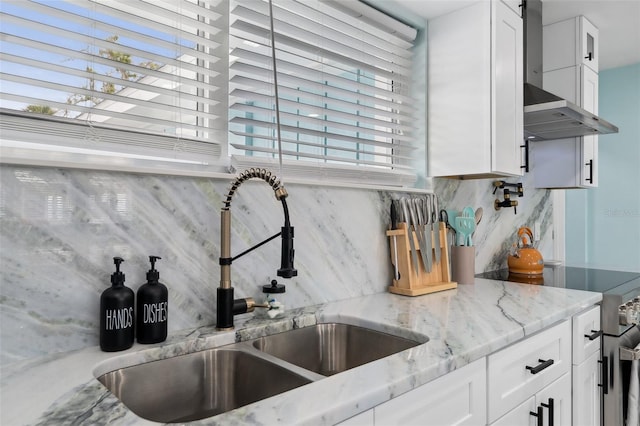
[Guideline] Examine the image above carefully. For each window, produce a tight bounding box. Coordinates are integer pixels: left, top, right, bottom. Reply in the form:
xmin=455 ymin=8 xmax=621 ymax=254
xmin=229 ymin=0 xmax=419 ymax=186
xmin=0 ymin=0 xmax=228 ymax=170
xmin=1 ymin=0 xmax=420 ymax=187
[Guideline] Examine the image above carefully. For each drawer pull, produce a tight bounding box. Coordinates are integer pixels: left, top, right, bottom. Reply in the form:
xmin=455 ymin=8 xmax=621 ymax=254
xmin=526 ymin=358 xmax=554 ymax=374
xmin=598 ymin=356 xmax=609 ymax=394
xmin=541 ymin=398 xmax=554 ymax=426
xmin=584 ymin=329 xmax=602 ymax=340
xmin=529 ymin=406 xmax=543 ymax=426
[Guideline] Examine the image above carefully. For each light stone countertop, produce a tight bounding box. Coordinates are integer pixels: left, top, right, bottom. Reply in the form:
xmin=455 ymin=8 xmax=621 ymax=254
xmin=0 ymin=278 xmax=602 ymax=426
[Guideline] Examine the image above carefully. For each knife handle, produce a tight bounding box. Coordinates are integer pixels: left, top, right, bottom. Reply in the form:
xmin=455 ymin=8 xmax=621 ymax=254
xmin=390 ymin=201 xmax=398 ymax=230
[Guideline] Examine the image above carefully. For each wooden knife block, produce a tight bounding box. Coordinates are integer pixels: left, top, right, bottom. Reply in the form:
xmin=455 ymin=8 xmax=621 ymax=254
xmin=386 ymin=222 xmax=457 ymax=296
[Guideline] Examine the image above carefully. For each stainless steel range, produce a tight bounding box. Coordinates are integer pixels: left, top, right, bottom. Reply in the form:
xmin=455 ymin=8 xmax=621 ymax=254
xmin=477 ymin=266 xmax=640 ymax=426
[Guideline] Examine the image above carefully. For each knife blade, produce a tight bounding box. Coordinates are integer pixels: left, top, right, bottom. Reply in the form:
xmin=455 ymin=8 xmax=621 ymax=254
xmin=401 ymin=198 xmax=420 ymax=276
xmin=431 ymin=195 xmax=441 ymax=263
xmin=390 ymin=201 xmax=400 ymax=280
xmin=408 ymin=198 xmax=428 ymax=273
xmin=416 ymin=198 xmax=432 ymax=273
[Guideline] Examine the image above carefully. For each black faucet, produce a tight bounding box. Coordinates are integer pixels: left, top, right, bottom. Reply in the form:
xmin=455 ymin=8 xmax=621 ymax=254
xmin=494 ymin=188 xmax=519 ymax=214
xmin=217 ymin=168 xmax=297 ymax=330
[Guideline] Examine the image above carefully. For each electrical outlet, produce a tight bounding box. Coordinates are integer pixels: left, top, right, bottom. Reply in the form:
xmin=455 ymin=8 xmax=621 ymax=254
xmin=534 ymin=222 xmax=541 ymax=241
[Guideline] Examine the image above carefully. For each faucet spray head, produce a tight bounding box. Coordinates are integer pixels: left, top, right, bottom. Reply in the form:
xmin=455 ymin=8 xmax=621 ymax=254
xmin=277 ymin=197 xmax=297 ymax=278
xmin=277 ymin=221 xmax=297 ymax=278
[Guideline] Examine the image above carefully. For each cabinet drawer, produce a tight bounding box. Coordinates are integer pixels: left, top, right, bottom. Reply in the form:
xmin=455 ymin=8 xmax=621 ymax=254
xmin=573 ymin=305 xmax=601 ymax=364
xmin=375 ymin=357 xmax=486 ymax=425
xmin=487 ymin=320 xmax=571 ymax=422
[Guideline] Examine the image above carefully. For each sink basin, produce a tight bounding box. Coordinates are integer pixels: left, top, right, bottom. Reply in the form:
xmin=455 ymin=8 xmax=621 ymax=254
xmin=252 ymin=323 xmax=424 ymax=376
xmin=97 ymin=349 xmax=312 ymax=423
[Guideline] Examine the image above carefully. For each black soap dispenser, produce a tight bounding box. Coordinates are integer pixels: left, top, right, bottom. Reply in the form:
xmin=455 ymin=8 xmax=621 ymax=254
xmin=136 ymin=256 xmax=168 ymax=344
xmin=100 ymin=257 xmax=135 ymax=352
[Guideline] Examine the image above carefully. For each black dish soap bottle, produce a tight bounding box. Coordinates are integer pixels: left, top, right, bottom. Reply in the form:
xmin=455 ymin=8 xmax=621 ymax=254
xmin=136 ymin=256 xmax=168 ymax=344
xmin=100 ymin=257 xmax=135 ymax=352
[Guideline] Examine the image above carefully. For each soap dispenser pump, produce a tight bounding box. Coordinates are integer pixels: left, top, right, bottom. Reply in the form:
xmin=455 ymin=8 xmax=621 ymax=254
xmin=136 ymin=256 xmax=168 ymax=344
xmin=100 ymin=257 xmax=135 ymax=352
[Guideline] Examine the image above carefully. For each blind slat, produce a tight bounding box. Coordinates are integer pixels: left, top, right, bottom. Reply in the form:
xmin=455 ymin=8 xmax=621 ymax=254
xmin=230 ymin=47 xmax=415 ymax=106
xmin=230 ymin=117 xmax=415 ymax=151
xmin=2 ymin=53 xmax=219 ymax=109
xmin=232 ymin=2 xmax=412 ymax=68
xmin=230 ymin=88 xmax=414 ymax=131
xmin=230 ymin=75 xmax=415 ymax=121
xmin=230 ymin=130 xmax=415 ymax=161
xmin=1 ymin=15 xmax=222 ymax=75
xmin=230 ymin=19 xmax=406 ymax=82
xmin=231 ymin=143 xmax=413 ymax=170
xmin=229 ymin=61 xmax=414 ymax=110
xmin=231 ymin=155 xmax=417 ymax=188
xmin=230 ymin=102 xmax=413 ymax=141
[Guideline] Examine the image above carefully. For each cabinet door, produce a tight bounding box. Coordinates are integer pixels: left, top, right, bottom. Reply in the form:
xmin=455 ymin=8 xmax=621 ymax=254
xmin=543 ymin=16 xmax=598 ymax=72
xmin=580 ymin=17 xmax=599 ymax=71
xmin=427 ymin=1 xmax=492 ymax=177
xmin=374 ymin=358 xmax=486 ymax=425
xmin=536 ymin=372 xmax=572 ymax=426
xmin=492 ymin=0 xmax=524 ymax=176
xmin=580 ymin=67 xmax=599 ymax=187
xmin=573 ymin=351 xmax=602 ymax=426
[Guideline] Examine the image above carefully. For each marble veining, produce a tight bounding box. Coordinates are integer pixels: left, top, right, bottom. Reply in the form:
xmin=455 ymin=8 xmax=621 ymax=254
xmin=1 ymin=165 xmax=552 ymax=365
xmin=0 ymin=279 xmax=600 ymax=425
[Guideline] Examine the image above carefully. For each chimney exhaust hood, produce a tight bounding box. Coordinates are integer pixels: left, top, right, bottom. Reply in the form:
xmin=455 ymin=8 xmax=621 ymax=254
xmin=523 ymin=0 xmax=618 ymax=141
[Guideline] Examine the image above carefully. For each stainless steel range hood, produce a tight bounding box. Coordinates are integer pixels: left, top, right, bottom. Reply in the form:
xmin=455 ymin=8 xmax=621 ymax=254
xmin=523 ymin=0 xmax=618 ymax=141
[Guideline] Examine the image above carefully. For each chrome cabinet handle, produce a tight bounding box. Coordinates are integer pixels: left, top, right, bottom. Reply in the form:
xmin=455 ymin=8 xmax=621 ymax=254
xmin=526 ymin=358 xmax=554 ymax=374
xmin=584 ymin=329 xmax=602 ymax=340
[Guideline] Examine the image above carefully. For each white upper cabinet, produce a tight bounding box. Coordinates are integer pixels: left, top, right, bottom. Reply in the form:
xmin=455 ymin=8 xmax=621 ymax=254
xmin=531 ymin=16 xmax=601 ymax=189
xmin=428 ymin=0 xmax=524 ymax=179
xmin=543 ymin=16 xmax=599 ymax=72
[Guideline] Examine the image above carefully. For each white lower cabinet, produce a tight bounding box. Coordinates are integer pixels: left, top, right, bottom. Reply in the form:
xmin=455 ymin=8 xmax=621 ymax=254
xmin=336 ymin=308 xmax=600 ymax=426
xmin=573 ymin=350 xmax=601 ymax=426
xmin=572 ymin=305 xmax=602 ymax=426
xmin=487 ymin=320 xmax=571 ymax=422
xmin=373 ymin=357 xmax=486 ymax=426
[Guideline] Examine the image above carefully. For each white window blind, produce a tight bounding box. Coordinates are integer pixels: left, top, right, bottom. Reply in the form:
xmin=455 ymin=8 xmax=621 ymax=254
xmin=228 ymin=0 xmax=419 ymax=186
xmin=0 ymin=0 xmax=228 ymax=167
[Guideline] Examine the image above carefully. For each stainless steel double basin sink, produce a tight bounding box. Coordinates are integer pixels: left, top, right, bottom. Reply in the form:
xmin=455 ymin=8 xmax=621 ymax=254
xmin=97 ymin=323 xmax=427 ymax=423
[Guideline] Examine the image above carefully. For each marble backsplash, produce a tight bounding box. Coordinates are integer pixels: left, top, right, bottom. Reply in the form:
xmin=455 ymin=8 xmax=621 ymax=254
xmin=0 ymin=165 xmax=552 ymax=365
